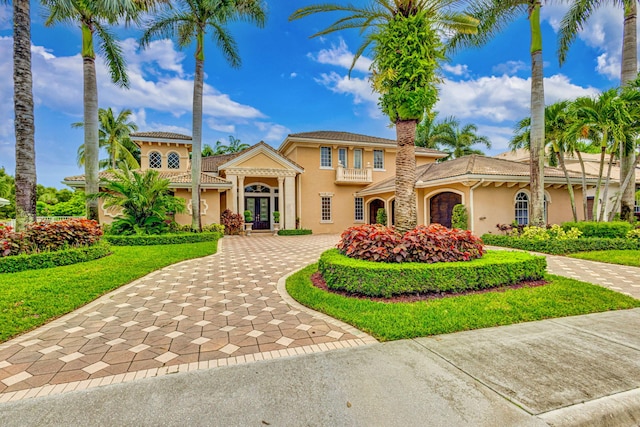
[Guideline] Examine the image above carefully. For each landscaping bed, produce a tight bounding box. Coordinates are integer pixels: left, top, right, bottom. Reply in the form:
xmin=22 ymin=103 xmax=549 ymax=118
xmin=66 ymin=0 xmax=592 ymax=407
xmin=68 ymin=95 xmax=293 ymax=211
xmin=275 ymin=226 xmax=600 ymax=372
xmin=0 ymin=241 xmax=111 ymax=273
xmin=319 ymin=249 xmax=546 ymax=298
xmin=287 ymin=264 xmax=640 ymax=341
xmin=482 ymin=234 xmax=640 ymax=255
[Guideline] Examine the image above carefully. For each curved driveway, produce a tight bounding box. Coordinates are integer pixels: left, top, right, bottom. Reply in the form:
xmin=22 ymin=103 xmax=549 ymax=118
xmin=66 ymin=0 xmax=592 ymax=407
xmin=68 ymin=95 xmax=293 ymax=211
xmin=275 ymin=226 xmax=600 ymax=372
xmin=0 ymin=234 xmax=374 ymax=403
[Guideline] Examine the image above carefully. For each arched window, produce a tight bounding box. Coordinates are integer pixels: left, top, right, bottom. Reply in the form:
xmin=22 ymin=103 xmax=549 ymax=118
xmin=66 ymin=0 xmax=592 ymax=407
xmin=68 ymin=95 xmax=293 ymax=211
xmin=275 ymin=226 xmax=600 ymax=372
xmin=149 ymin=151 xmax=162 ymax=169
xmin=167 ymin=152 xmax=180 ymax=169
xmin=515 ymin=191 xmax=529 ymax=225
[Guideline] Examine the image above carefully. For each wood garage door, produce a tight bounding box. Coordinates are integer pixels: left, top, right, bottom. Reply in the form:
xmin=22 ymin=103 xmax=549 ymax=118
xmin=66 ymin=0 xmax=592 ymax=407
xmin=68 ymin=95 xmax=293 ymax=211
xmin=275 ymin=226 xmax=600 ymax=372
xmin=430 ymin=192 xmax=462 ymax=228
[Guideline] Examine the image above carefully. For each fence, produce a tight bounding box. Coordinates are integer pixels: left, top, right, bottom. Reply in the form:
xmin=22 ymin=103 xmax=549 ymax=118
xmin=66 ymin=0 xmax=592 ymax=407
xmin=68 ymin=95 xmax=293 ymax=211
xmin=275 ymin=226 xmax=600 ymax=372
xmin=0 ymin=216 xmax=85 ymax=229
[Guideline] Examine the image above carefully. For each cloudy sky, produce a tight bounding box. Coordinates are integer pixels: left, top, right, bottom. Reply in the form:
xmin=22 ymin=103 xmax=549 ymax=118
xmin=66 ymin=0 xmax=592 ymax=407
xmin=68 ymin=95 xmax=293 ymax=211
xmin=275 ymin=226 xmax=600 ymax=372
xmin=0 ymin=1 xmax=632 ymax=187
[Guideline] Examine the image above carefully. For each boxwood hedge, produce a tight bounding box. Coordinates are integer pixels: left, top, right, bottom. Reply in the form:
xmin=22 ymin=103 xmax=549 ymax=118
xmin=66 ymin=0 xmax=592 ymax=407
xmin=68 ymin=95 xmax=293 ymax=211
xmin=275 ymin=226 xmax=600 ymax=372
xmin=278 ymin=229 xmax=312 ymax=236
xmin=105 ymin=232 xmax=222 ymax=246
xmin=482 ymin=234 xmax=640 ymax=255
xmin=0 ymin=241 xmax=112 ymax=274
xmin=318 ymin=249 xmax=546 ymax=298
xmin=561 ymin=221 xmax=633 ymax=239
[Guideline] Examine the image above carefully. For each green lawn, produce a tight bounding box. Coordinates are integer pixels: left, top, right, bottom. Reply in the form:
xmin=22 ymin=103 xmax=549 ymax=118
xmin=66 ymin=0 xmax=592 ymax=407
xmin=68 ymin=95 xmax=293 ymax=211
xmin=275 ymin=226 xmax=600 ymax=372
xmin=569 ymin=250 xmax=640 ymax=267
xmin=0 ymin=240 xmax=218 ymax=342
xmin=287 ymin=264 xmax=640 ymax=341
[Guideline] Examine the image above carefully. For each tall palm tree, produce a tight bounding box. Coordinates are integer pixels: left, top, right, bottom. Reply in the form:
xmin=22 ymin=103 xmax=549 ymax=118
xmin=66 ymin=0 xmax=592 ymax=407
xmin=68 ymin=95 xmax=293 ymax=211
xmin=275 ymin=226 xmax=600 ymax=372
xmin=436 ymin=118 xmax=491 ymax=160
xmin=452 ymin=0 xmax=546 ymax=226
xmin=43 ymin=0 xmax=165 ymax=221
xmin=74 ymin=107 xmax=140 ymax=170
xmin=558 ymin=0 xmax=638 ymax=221
xmin=222 ymin=135 xmax=249 ymax=153
xmin=291 ymin=0 xmax=478 ymax=233
xmin=512 ymin=100 xmax=579 ymax=221
xmin=10 ymin=0 xmax=37 ymax=223
xmin=141 ymin=0 xmax=266 ymax=230
xmin=415 ymin=111 xmax=456 ymax=149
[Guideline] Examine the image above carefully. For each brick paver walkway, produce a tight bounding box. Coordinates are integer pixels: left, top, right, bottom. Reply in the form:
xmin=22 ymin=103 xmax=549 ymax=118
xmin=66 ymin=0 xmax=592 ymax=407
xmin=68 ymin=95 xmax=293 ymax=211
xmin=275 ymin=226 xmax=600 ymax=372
xmin=0 ymin=234 xmax=375 ymax=403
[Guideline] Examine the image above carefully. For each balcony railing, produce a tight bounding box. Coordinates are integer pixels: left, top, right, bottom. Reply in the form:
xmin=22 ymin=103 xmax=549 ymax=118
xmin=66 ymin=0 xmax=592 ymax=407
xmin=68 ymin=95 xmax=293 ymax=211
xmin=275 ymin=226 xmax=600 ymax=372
xmin=335 ymin=163 xmax=373 ymax=184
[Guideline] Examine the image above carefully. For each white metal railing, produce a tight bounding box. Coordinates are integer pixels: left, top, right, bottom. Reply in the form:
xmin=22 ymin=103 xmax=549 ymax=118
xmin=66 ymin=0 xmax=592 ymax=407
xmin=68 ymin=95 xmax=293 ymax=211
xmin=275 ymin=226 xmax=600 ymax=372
xmin=0 ymin=216 xmax=85 ymax=229
xmin=335 ymin=164 xmax=373 ymax=183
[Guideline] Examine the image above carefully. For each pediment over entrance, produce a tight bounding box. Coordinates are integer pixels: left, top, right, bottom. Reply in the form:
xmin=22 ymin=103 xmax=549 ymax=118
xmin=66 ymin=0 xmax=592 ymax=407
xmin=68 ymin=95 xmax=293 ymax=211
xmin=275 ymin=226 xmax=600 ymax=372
xmin=217 ymin=141 xmax=303 ymax=175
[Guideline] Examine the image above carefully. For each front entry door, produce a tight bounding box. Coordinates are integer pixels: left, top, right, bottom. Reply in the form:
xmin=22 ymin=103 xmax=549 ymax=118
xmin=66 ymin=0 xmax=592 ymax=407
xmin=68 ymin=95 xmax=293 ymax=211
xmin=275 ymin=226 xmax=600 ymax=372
xmin=430 ymin=192 xmax=462 ymax=228
xmin=246 ymin=197 xmax=270 ymax=230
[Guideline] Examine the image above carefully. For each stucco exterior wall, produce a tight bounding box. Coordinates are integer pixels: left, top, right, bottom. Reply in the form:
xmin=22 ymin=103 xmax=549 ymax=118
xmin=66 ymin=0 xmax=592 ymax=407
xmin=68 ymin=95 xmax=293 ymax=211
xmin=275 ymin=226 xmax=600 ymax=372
xmin=174 ymin=188 xmax=222 ymax=226
xmin=138 ymin=141 xmax=190 ymax=172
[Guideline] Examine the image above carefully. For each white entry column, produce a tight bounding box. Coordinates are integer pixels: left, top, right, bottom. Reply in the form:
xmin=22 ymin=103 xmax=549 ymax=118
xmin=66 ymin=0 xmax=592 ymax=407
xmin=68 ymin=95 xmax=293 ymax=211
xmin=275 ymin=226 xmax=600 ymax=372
xmin=278 ymin=177 xmax=284 ymax=223
xmin=229 ymin=174 xmax=238 ymax=213
xmin=238 ymin=175 xmax=245 ymax=215
xmin=284 ymin=175 xmax=295 ymax=229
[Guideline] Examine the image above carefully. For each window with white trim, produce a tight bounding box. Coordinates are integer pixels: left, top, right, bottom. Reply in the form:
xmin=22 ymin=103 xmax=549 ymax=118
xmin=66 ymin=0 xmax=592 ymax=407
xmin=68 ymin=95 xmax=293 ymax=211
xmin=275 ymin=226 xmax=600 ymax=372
xmin=354 ymin=197 xmax=364 ymax=221
xmin=320 ymin=146 xmax=332 ymax=168
xmin=515 ymin=191 xmax=529 ymax=225
xmin=354 ymin=149 xmax=363 ymax=169
xmin=167 ymin=152 xmax=180 ymax=169
xmin=373 ymin=150 xmax=384 ymax=169
xmin=338 ymin=148 xmax=347 ymax=168
xmin=321 ymin=196 xmax=332 ymax=222
xmin=149 ymin=151 xmax=162 ymax=169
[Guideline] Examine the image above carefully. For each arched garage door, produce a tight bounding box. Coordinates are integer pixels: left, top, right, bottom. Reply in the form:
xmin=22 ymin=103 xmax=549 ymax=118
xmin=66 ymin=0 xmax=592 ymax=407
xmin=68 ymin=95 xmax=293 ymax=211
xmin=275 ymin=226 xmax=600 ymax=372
xmin=430 ymin=192 xmax=462 ymax=228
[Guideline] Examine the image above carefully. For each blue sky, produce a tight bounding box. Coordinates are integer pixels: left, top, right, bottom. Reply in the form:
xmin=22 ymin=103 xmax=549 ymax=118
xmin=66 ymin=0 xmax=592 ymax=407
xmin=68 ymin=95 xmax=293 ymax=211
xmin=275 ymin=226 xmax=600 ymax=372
xmin=0 ymin=2 xmax=632 ymax=187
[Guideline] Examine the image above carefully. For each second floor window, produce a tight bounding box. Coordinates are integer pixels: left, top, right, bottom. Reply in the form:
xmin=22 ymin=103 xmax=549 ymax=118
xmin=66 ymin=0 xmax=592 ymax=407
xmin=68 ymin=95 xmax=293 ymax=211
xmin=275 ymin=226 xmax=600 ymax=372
xmin=354 ymin=149 xmax=363 ymax=169
xmin=168 ymin=152 xmax=180 ymax=169
xmin=320 ymin=146 xmax=332 ymax=168
xmin=149 ymin=151 xmax=162 ymax=169
xmin=373 ymin=150 xmax=384 ymax=169
xmin=338 ymin=148 xmax=347 ymax=168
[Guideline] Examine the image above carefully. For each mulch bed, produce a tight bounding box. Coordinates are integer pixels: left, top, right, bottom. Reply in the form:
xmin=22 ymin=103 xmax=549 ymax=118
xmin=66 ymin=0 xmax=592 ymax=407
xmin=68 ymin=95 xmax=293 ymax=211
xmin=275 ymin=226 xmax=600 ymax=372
xmin=310 ymin=271 xmax=548 ymax=303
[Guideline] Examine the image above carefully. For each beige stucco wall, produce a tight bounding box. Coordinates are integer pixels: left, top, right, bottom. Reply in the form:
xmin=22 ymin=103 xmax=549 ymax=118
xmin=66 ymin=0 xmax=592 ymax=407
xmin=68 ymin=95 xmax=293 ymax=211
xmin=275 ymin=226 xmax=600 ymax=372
xmin=174 ymin=188 xmax=222 ymax=226
xmin=138 ymin=141 xmax=190 ymax=172
xmin=235 ymin=153 xmax=286 ymax=170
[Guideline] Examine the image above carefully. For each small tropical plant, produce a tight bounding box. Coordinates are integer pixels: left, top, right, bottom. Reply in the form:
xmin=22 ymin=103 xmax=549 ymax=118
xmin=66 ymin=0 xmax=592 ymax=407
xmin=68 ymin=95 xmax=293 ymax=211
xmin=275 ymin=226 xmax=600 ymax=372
xmin=273 ymin=211 xmax=280 ymax=223
xmin=376 ymin=208 xmax=387 ymax=225
xmin=94 ymin=167 xmax=185 ymax=235
xmin=220 ymin=209 xmax=243 ymax=235
xmin=451 ymin=204 xmax=468 ymax=230
xmin=243 ymin=210 xmax=253 ymax=222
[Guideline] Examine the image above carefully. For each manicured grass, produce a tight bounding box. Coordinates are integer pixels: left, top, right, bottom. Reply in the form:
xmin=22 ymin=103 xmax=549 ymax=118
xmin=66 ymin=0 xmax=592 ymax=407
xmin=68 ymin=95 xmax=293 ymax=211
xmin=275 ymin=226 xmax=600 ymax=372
xmin=0 ymin=240 xmax=218 ymax=343
xmin=569 ymin=250 xmax=640 ymax=267
xmin=287 ymin=264 xmax=640 ymax=341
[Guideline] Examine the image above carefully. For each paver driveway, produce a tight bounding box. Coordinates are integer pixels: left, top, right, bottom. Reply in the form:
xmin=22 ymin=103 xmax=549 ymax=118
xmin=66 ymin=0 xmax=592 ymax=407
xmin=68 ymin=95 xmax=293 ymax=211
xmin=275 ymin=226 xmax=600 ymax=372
xmin=0 ymin=234 xmax=374 ymax=402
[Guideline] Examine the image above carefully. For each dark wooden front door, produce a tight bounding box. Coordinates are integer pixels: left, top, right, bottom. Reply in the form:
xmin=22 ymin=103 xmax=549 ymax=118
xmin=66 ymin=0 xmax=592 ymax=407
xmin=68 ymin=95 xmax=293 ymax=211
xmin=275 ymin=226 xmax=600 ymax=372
xmin=430 ymin=192 xmax=462 ymax=228
xmin=246 ymin=197 xmax=270 ymax=230
xmin=369 ymin=199 xmax=385 ymax=224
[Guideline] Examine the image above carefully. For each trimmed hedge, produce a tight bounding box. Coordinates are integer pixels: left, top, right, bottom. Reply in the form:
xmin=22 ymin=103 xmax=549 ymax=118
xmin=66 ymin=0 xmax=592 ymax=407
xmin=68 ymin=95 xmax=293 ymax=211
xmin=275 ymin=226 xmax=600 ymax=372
xmin=278 ymin=229 xmax=312 ymax=236
xmin=105 ymin=232 xmax=222 ymax=246
xmin=318 ymin=249 xmax=546 ymax=298
xmin=0 ymin=241 xmax=112 ymax=274
xmin=561 ymin=221 xmax=633 ymax=239
xmin=482 ymin=234 xmax=640 ymax=255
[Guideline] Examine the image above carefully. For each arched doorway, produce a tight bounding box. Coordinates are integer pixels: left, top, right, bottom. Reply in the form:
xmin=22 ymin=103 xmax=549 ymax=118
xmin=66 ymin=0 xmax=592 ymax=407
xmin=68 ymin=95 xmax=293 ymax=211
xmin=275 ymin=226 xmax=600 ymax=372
xmin=390 ymin=199 xmax=396 ymax=226
xmin=369 ymin=199 xmax=385 ymax=224
xmin=430 ymin=192 xmax=462 ymax=228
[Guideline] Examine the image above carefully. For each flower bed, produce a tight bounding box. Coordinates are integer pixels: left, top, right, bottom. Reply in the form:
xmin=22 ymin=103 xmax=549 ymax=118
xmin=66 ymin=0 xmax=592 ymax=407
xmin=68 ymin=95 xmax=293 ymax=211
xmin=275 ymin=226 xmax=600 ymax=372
xmin=0 ymin=241 xmax=111 ymax=273
xmin=319 ymin=249 xmax=546 ymax=297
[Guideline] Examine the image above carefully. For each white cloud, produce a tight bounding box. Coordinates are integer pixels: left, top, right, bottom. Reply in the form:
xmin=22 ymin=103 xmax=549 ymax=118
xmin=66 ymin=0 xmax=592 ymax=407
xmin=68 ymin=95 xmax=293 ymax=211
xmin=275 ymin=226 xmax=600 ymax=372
xmin=308 ymin=38 xmax=372 ymax=73
xmin=130 ymin=108 xmax=147 ymax=128
xmin=290 ymin=72 xmax=298 ymax=79
xmin=475 ymin=125 xmax=515 ymax=154
xmin=146 ymin=123 xmax=191 ymax=136
xmin=255 ymin=122 xmax=291 ymax=142
xmin=315 ymin=72 xmax=377 ymax=105
xmin=492 ymin=60 xmax=527 ymax=76
xmin=442 ymin=63 xmax=470 ymax=77
xmin=206 ymin=118 xmax=236 ymax=134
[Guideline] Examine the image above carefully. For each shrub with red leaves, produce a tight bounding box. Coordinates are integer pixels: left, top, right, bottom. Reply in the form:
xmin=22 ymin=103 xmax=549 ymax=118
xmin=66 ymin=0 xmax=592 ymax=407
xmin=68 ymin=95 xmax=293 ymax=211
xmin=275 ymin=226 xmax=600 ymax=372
xmin=220 ymin=209 xmax=244 ymax=235
xmin=0 ymin=219 xmax=102 ymax=257
xmin=337 ymin=224 xmax=405 ymax=262
xmin=337 ymin=223 xmax=484 ymax=263
xmin=402 ymin=224 xmax=484 ymax=263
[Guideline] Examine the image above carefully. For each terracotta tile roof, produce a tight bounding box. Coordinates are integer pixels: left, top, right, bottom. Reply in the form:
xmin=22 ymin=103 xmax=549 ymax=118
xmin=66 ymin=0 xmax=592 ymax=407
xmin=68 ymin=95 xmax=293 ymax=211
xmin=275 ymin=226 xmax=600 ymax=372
xmin=287 ymin=131 xmax=445 ymax=155
xmin=63 ymin=170 xmax=231 ymax=187
xmin=130 ymin=132 xmax=192 ymax=141
xmin=358 ymin=155 xmax=600 ymax=195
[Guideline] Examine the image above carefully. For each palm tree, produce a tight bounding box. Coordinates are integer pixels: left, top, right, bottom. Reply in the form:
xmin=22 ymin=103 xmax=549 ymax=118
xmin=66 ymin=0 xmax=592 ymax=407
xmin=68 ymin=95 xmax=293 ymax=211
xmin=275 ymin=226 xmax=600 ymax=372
xmin=141 ymin=0 xmax=266 ymax=231
xmin=558 ymin=0 xmax=638 ymax=221
xmin=74 ymin=107 xmax=140 ymax=170
xmin=437 ymin=118 xmax=491 ymax=160
xmin=291 ymin=0 xmax=478 ymax=233
xmin=10 ymin=0 xmax=37 ymax=223
xmin=43 ymin=0 xmax=164 ymax=221
xmin=415 ymin=111 xmax=456 ymax=149
xmin=453 ymin=0 xmax=546 ymax=226
xmin=512 ymin=100 xmax=579 ymax=221
xmin=222 ymin=135 xmax=249 ymax=153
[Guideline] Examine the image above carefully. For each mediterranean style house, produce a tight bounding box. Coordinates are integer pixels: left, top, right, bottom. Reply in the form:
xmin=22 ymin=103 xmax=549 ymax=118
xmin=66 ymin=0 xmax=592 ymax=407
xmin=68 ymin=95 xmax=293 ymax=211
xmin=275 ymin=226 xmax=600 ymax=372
xmin=63 ymin=131 xmax=600 ymax=235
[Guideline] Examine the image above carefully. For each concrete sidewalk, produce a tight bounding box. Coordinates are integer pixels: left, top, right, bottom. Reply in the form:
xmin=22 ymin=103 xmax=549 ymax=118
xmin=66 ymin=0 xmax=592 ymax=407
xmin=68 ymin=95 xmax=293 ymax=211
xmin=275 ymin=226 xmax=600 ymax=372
xmin=2 ymin=309 xmax=640 ymax=427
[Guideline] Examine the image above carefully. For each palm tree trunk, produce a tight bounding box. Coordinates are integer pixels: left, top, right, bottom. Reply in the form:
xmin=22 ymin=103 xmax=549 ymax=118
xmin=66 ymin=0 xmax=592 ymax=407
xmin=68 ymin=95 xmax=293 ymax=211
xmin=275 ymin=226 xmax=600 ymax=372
xmin=529 ymin=2 xmax=545 ymax=226
xmin=599 ymin=150 xmax=616 ymax=221
xmin=555 ymin=146 xmax=577 ymax=221
xmin=395 ymin=119 xmax=417 ymax=234
xmin=620 ymin=1 xmax=637 ymax=222
xmin=576 ymin=150 xmax=589 ymax=220
xmin=82 ymin=23 xmax=99 ymax=221
xmin=593 ymin=131 xmax=608 ymax=222
xmin=191 ymin=32 xmax=204 ymax=231
xmin=609 ymin=151 xmax=640 ymax=220
xmin=13 ymin=0 xmax=37 ymax=223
